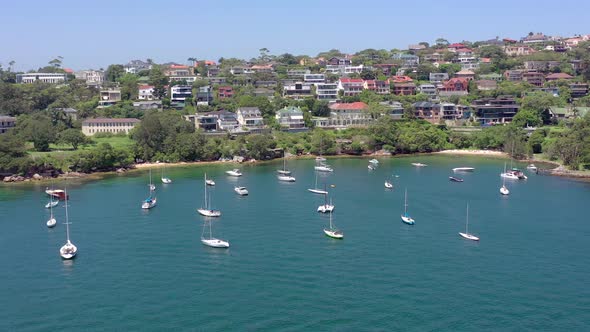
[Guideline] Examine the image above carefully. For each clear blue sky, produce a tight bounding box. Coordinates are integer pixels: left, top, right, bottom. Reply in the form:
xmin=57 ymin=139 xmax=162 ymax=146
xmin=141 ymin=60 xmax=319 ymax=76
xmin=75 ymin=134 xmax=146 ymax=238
xmin=1 ymin=0 xmax=588 ymax=71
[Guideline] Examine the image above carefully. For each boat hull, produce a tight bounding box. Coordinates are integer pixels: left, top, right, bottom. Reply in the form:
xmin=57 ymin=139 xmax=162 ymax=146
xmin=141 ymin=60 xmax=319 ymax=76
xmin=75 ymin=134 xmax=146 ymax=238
xmin=314 ymin=166 xmax=333 ymax=172
xmin=500 ymin=186 xmax=510 ymax=195
xmin=385 ymin=182 xmax=393 ymax=189
xmin=226 ymin=170 xmax=242 ymax=177
xmin=308 ymin=189 xmax=328 ymax=195
xmin=317 ymin=204 xmax=335 ymax=213
xmin=277 ymin=170 xmax=291 ymax=175
xmin=197 ymin=208 xmax=221 ymax=217
xmin=47 ymin=218 xmax=57 ymax=228
xmin=453 ymin=167 xmax=474 ymax=172
xmin=277 ymin=175 xmax=296 ymax=182
xmin=161 ymin=178 xmax=172 ymax=184
xmin=234 ymin=187 xmax=249 ymax=196
xmin=401 ymin=215 xmax=415 ymax=225
xmin=323 ymin=229 xmax=343 ymax=239
xmin=141 ymin=198 xmax=157 ymax=209
xmin=60 ymin=242 xmax=78 ymax=259
xmin=449 ymin=177 xmax=464 ymax=182
xmin=459 ymin=232 xmax=480 ymax=241
xmin=201 ymin=238 xmax=229 ymax=248
xmin=205 ymin=180 xmax=215 ymax=186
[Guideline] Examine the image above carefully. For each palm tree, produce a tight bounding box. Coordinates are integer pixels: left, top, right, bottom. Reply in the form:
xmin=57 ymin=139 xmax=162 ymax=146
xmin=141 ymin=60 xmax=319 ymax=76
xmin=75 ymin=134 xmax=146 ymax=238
xmin=187 ymin=57 xmax=197 ymax=66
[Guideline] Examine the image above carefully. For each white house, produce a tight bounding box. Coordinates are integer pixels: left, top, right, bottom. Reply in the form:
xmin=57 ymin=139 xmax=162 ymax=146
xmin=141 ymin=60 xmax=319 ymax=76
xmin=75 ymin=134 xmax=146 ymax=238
xmin=16 ymin=73 xmax=67 ymax=84
xmin=82 ymin=118 xmax=140 ymax=136
xmin=236 ymin=107 xmax=265 ymax=129
xmin=138 ymin=85 xmax=155 ymax=100
xmin=275 ymin=106 xmax=305 ymax=130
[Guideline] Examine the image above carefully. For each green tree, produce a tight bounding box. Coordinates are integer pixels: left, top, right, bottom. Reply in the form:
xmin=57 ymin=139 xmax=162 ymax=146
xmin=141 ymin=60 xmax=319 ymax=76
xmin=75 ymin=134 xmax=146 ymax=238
xmin=149 ymin=65 xmax=169 ymax=100
xmin=118 ymin=73 xmax=138 ymax=100
xmin=105 ymin=64 xmax=125 ymax=82
xmin=58 ymin=128 xmax=89 ymax=150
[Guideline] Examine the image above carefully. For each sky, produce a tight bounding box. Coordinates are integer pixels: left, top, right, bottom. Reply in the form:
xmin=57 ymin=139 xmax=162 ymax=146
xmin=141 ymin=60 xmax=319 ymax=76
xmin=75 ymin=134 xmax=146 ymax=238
xmin=1 ymin=0 xmax=589 ymax=71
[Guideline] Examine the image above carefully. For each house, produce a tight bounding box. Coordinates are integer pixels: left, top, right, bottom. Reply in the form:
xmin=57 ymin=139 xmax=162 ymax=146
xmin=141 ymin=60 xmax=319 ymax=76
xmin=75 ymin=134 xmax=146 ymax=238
xmin=440 ymin=103 xmax=461 ymax=120
xmin=236 ymin=107 xmax=265 ymax=130
xmin=98 ymin=88 xmax=121 ymax=107
xmin=328 ymin=57 xmax=351 ymax=66
xmin=133 ymin=101 xmax=163 ymax=110
xmin=315 ymin=83 xmax=338 ymax=101
xmin=455 ymin=70 xmax=475 ymax=80
xmin=303 ymin=74 xmax=325 ymax=84
xmin=254 ymin=80 xmax=278 ymax=88
xmin=81 ymin=118 xmax=140 ymax=136
xmin=392 ymin=53 xmax=420 ymax=68
xmin=524 ymin=61 xmax=561 ymax=72
xmin=124 ymin=59 xmax=151 ymax=74
xmin=418 ymin=84 xmax=438 ymax=98
xmin=250 ymin=64 xmax=274 ymax=73
xmin=364 ymin=80 xmax=377 ymax=91
xmin=210 ymin=110 xmax=240 ymax=131
xmin=276 ymin=106 xmax=306 ymax=130
xmin=74 ymin=70 xmax=105 ymax=87
xmin=283 ymin=82 xmax=313 ymax=99
xmin=429 ymin=73 xmax=449 ymax=85
xmin=0 ymin=115 xmax=16 ymax=134
xmin=53 ymin=108 xmax=78 ymax=121
xmin=164 ymin=64 xmax=193 ymax=77
xmin=343 ymin=65 xmax=365 ymax=74
xmin=471 ymin=96 xmax=519 ymax=125
xmin=373 ymin=64 xmax=397 ymax=76
xmin=253 ymin=88 xmax=275 ymax=97
xmin=476 ymin=80 xmax=498 ymax=91
xmin=217 ymin=86 xmax=234 ymax=100
xmin=392 ymin=82 xmax=416 ymax=95
xmin=287 ymin=69 xmax=311 ymax=78
xmin=138 ymin=85 xmax=155 ymax=100
xmin=16 ymin=73 xmax=67 ymax=84
xmin=522 ymin=71 xmax=545 ymax=87
xmin=504 ymin=70 xmax=523 ymax=81
xmin=424 ymin=53 xmax=443 ymax=62
xmin=413 ymin=101 xmax=441 ymax=123
xmin=185 ymin=113 xmax=218 ymax=131
xmin=379 ymin=101 xmax=404 ymax=120
xmin=548 ymin=106 xmax=590 ymax=119
xmin=447 ymin=43 xmax=466 ymax=52
xmin=522 ymin=33 xmax=548 ymax=44
xmin=504 ymin=44 xmax=536 ymax=56
xmin=169 ymin=76 xmax=198 ymax=84
xmin=170 ymin=85 xmax=192 ymax=108
xmin=479 ymin=73 xmax=503 ymax=81
xmin=390 ymin=76 xmax=414 ymax=83
xmin=207 ymin=66 xmax=220 ymax=77
xmin=570 ymin=83 xmax=589 ymax=98
xmin=408 ymin=44 xmax=426 ymax=51
xmin=314 ymin=102 xmax=371 ymax=128
xmin=545 ymin=73 xmax=574 ymax=81
xmin=439 ymin=78 xmax=469 ymax=96
xmin=338 ymin=78 xmax=364 ymax=96
xmin=209 ymin=77 xmax=227 ymax=85
xmin=196 ymin=86 xmax=213 ymax=105
xmin=374 ymin=80 xmax=390 ymax=95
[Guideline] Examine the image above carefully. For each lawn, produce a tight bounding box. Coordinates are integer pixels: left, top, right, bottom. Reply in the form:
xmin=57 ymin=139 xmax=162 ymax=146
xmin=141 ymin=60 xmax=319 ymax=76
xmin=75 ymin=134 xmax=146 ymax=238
xmin=27 ymin=136 xmax=135 ymax=159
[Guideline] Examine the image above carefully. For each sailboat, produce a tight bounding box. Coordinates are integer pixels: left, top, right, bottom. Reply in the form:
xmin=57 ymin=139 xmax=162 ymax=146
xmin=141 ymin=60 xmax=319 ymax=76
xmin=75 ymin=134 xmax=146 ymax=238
xmin=201 ymin=219 xmax=229 ymax=248
xmin=45 ymin=200 xmax=58 ymax=209
xmin=317 ymin=186 xmax=335 ymax=213
xmin=385 ymin=178 xmax=393 ymax=189
xmin=323 ymin=210 xmax=343 ymax=239
xmin=500 ymin=162 xmax=510 ymax=195
xmin=308 ymin=171 xmax=328 ymax=194
xmin=459 ymin=204 xmax=479 ymax=241
xmin=161 ymin=166 xmax=172 ymax=184
xmin=59 ymin=189 xmax=77 ymax=259
xmin=277 ymin=150 xmax=292 ymax=175
xmin=46 ymin=194 xmax=57 ymax=228
xmin=400 ymin=188 xmax=415 ymax=225
xmin=148 ymin=169 xmax=156 ymax=191
xmin=198 ymin=173 xmax=221 ymax=217
xmin=141 ymin=194 xmax=157 ymax=209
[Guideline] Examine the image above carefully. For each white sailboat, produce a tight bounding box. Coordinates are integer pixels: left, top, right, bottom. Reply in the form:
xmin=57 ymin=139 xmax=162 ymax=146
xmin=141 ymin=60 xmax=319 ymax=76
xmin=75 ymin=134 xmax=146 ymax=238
xmin=385 ymin=178 xmax=393 ymax=189
xmin=46 ymin=194 xmax=57 ymax=228
xmin=141 ymin=195 xmax=157 ymax=209
xmin=400 ymin=188 xmax=415 ymax=225
xmin=277 ymin=151 xmax=292 ymax=175
xmin=314 ymin=164 xmax=334 ymax=172
xmin=201 ymin=219 xmax=229 ymax=248
xmin=308 ymin=171 xmax=328 ymax=194
xmin=59 ymin=189 xmax=77 ymax=259
xmin=198 ymin=173 xmax=221 ymax=217
xmin=459 ymin=204 xmax=479 ymax=241
xmin=411 ymin=162 xmax=427 ymax=167
xmin=500 ymin=162 xmax=510 ymax=195
xmin=45 ymin=200 xmax=58 ymax=209
xmin=161 ymin=166 xmax=172 ymax=184
xmin=323 ymin=210 xmax=343 ymax=239
xmin=148 ymin=169 xmax=156 ymax=191
xmin=277 ymin=174 xmax=296 ymax=182
xmin=317 ymin=187 xmax=335 ymax=213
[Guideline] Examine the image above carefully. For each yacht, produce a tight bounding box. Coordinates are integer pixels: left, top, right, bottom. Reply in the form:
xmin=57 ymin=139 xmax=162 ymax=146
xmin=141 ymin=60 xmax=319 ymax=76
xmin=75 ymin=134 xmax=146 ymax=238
xmin=234 ymin=186 xmax=249 ymax=196
xmin=314 ymin=164 xmax=334 ymax=172
xmin=527 ymin=164 xmax=538 ymax=172
xmin=277 ymin=174 xmax=296 ymax=182
xmin=323 ymin=210 xmax=343 ymax=239
xmin=385 ymin=180 xmax=393 ymax=189
xmin=369 ymin=159 xmax=379 ymax=164
xmin=226 ymin=169 xmax=242 ymax=177
xmin=411 ymin=163 xmax=427 ymax=167
xmin=197 ymin=173 xmax=221 ymax=217
xmin=201 ymin=220 xmax=229 ymax=248
xmin=452 ymin=167 xmax=475 ymax=172
xmin=317 ymin=193 xmax=335 ymax=213
xmin=59 ymin=189 xmax=77 ymax=260
xmin=459 ymin=204 xmax=480 ymax=241
xmin=141 ymin=196 xmax=157 ymax=209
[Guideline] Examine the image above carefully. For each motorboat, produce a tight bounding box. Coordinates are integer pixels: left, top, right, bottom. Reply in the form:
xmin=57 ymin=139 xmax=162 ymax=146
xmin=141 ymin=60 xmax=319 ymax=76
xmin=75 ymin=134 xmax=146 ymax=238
xmin=368 ymin=164 xmax=376 ymax=170
xmin=315 ymin=156 xmax=326 ymax=162
xmin=234 ymin=186 xmax=249 ymax=196
xmin=205 ymin=179 xmax=215 ymax=186
xmin=45 ymin=200 xmax=59 ymax=209
xmin=527 ymin=164 xmax=538 ymax=172
xmin=449 ymin=176 xmax=464 ymax=182
xmin=226 ymin=169 xmax=242 ymax=177
xmin=452 ymin=167 xmax=475 ymax=172
xmin=314 ymin=165 xmax=333 ymax=172
xmin=501 ymin=168 xmax=527 ymax=180
xmin=45 ymin=188 xmax=68 ymax=200
xmin=369 ymin=159 xmax=379 ymax=164
xmin=411 ymin=163 xmax=427 ymax=167
xmin=385 ymin=181 xmax=393 ymax=189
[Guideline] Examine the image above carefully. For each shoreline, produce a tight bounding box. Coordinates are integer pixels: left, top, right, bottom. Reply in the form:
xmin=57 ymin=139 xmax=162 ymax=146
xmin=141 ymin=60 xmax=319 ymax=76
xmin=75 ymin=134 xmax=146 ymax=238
xmin=3 ymin=150 xmax=590 ymax=186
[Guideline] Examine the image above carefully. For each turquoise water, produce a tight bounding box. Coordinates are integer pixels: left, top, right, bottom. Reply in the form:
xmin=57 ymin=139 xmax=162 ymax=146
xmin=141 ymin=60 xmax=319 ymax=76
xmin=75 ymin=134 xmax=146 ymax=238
xmin=1 ymin=155 xmax=589 ymax=331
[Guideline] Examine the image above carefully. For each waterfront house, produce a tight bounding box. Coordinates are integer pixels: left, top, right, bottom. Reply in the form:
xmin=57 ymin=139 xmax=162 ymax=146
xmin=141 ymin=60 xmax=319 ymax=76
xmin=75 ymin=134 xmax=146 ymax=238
xmin=236 ymin=107 xmax=265 ymax=130
xmin=98 ymin=87 xmax=121 ymax=107
xmin=211 ymin=110 xmax=240 ymax=131
xmin=317 ymin=102 xmax=371 ymax=128
xmin=185 ymin=113 xmax=218 ymax=131
xmin=81 ymin=118 xmax=140 ymax=136
xmin=413 ymin=101 xmax=441 ymax=123
xmin=569 ymin=83 xmax=589 ymax=98
xmin=379 ymin=101 xmax=404 ymax=120
xmin=276 ymin=106 xmax=306 ymax=130
xmin=283 ymin=82 xmax=313 ymax=99
xmin=16 ymin=72 xmax=66 ymax=84
xmin=471 ymin=96 xmax=519 ymax=125
xmin=0 ymin=115 xmax=16 ymax=134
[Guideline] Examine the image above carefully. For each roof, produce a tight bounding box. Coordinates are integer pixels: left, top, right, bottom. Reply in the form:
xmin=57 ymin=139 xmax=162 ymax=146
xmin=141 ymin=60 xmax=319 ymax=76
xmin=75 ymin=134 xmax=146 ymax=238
xmin=339 ymin=78 xmax=364 ymax=83
xmin=0 ymin=115 xmax=16 ymax=121
xmin=390 ymin=76 xmax=413 ymax=83
xmin=169 ymin=64 xmax=189 ymax=69
xmin=546 ymin=73 xmax=574 ymax=80
xmin=82 ymin=118 xmax=140 ymax=124
xmin=328 ymin=102 xmax=368 ymax=111
xmin=277 ymin=106 xmax=303 ymax=115
xmin=138 ymin=85 xmax=154 ymax=90
xmin=456 ymin=70 xmax=475 ymax=75
xmin=449 ymin=43 xmax=465 ymax=48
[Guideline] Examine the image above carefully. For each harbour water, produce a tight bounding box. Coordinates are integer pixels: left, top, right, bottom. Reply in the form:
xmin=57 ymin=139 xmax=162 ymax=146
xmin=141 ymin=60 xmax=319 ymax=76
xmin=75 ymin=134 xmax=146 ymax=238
xmin=1 ymin=155 xmax=589 ymax=331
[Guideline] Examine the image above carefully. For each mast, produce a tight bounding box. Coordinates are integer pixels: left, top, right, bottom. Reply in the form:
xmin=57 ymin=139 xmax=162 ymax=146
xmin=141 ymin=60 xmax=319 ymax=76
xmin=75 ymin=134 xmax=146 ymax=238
xmin=329 ymin=210 xmax=333 ymax=230
xmin=283 ymin=150 xmax=287 ymax=171
xmin=149 ymin=169 xmax=152 ymax=186
xmin=404 ymin=188 xmax=408 ymax=215
xmin=314 ymin=171 xmax=318 ymax=189
xmin=502 ymin=163 xmax=507 ymax=187
xmin=209 ymin=219 xmax=213 ymax=239
xmin=64 ymin=188 xmax=70 ymax=242
xmin=49 ymin=192 xmax=54 ymax=218
xmin=466 ymin=204 xmax=469 ymax=234
xmin=203 ymin=173 xmax=208 ymax=208
xmin=324 ymin=184 xmax=328 ymax=205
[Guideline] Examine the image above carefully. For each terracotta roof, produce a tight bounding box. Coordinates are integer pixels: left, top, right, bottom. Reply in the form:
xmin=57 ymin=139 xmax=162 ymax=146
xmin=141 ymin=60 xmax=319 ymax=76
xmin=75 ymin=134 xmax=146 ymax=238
xmin=449 ymin=43 xmax=465 ymax=48
xmin=456 ymin=70 xmax=475 ymax=75
xmin=339 ymin=78 xmax=364 ymax=83
xmin=82 ymin=118 xmax=140 ymax=124
xmin=546 ymin=73 xmax=574 ymax=80
xmin=390 ymin=76 xmax=413 ymax=83
xmin=139 ymin=85 xmax=154 ymax=90
xmin=328 ymin=102 xmax=369 ymax=111
xmin=169 ymin=64 xmax=188 ymax=69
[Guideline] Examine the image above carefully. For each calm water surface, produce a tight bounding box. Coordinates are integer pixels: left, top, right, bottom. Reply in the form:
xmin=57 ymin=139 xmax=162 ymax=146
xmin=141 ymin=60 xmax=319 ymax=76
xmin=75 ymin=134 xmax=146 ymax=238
xmin=1 ymin=155 xmax=589 ymax=331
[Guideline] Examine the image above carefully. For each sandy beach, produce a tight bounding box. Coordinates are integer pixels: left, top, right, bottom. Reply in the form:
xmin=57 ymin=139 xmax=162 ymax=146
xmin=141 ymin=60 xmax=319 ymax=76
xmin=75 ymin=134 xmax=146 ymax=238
xmin=435 ymin=149 xmax=508 ymax=157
